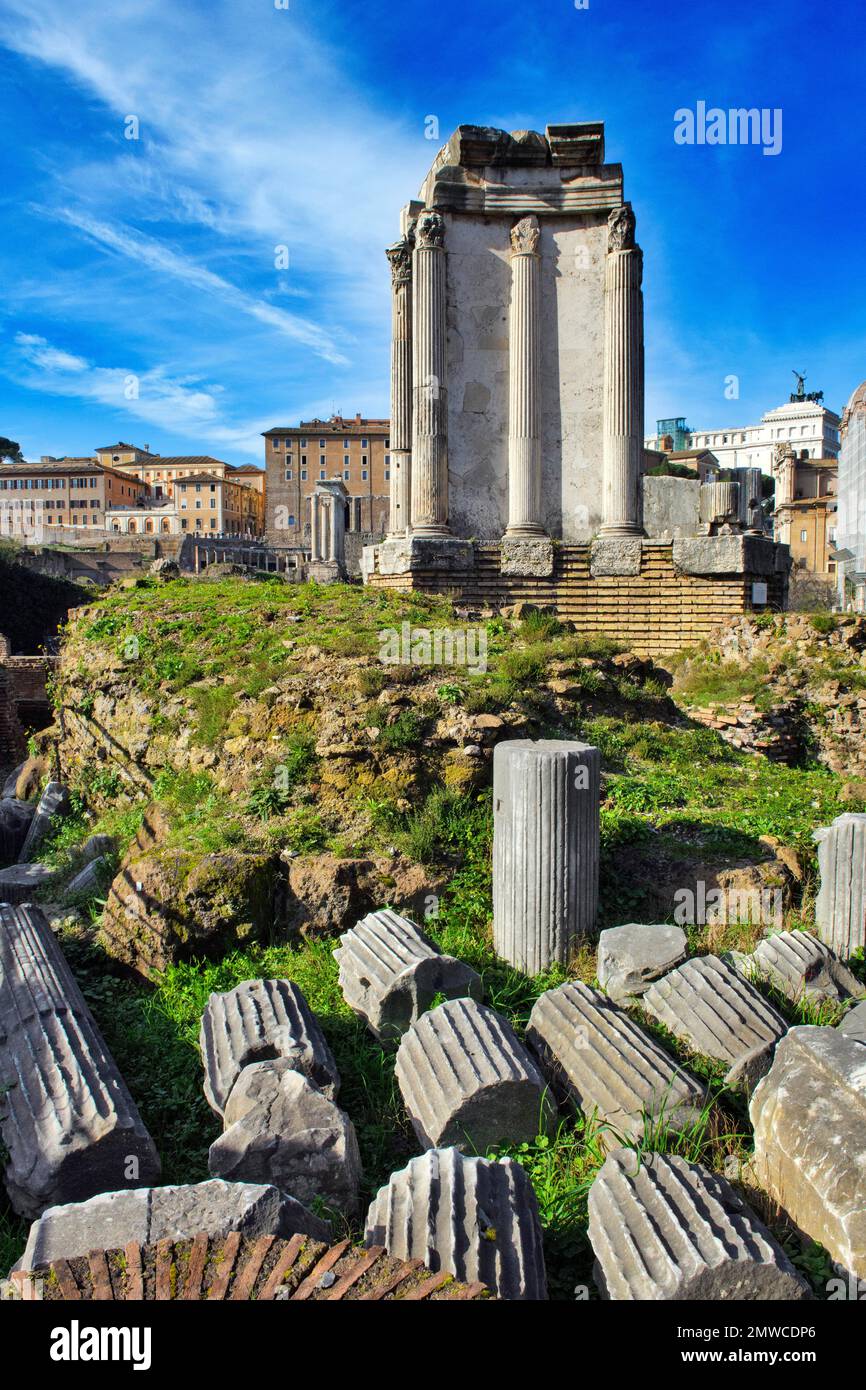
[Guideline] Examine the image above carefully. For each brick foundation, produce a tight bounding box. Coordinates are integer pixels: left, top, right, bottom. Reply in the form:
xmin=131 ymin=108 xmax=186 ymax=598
xmin=366 ymin=542 xmax=787 ymax=659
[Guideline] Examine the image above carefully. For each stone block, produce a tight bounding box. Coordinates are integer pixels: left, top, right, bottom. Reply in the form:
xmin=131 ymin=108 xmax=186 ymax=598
xmin=589 ymin=1150 xmax=811 ymax=1300
xmin=333 ymin=908 xmax=482 ymax=1041
xmin=1 ymin=760 xmax=28 ymax=799
xmin=17 ymin=781 xmax=70 ymax=863
xmin=65 ymin=855 xmax=111 ymax=897
xmin=365 ymin=1147 xmax=547 ymax=1300
xmin=208 ymin=1062 xmax=362 ymax=1216
xmin=526 ymin=981 xmax=705 ymax=1143
xmin=200 ymin=977 xmax=339 ymax=1117
xmin=597 ymin=922 xmax=687 ymax=1002
xmin=493 ymin=739 xmax=600 ymax=973
xmin=499 ymin=536 xmax=554 ymax=577
xmin=814 ymin=812 xmax=866 ymax=959
xmin=838 ymin=1000 xmax=866 ymax=1042
xmin=589 ymin=537 xmax=642 ymax=576
xmin=0 ymin=903 xmax=160 ymax=1217
xmin=394 ymin=998 xmax=555 ymax=1151
xmin=750 ymin=1026 xmax=866 ymax=1280
xmin=17 ymin=1178 xmax=331 ymax=1270
xmin=672 ymin=534 xmax=779 ymax=577
xmin=751 ymin=930 xmax=864 ymax=1004
xmin=0 ymin=861 xmax=57 ymax=903
xmin=80 ymin=833 xmax=116 ymax=864
xmin=0 ymin=798 xmax=34 ymax=867
xmin=375 ymin=536 xmax=474 ymax=577
xmin=642 ymin=954 xmax=788 ymax=1089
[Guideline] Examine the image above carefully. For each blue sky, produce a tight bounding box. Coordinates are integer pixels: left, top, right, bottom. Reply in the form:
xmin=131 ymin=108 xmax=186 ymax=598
xmin=0 ymin=0 xmax=863 ymax=467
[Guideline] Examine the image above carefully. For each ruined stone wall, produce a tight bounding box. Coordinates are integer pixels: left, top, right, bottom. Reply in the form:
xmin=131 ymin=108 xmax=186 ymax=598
xmin=367 ymin=542 xmax=787 ymax=659
xmin=0 ymin=639 xmax=57 ymax=764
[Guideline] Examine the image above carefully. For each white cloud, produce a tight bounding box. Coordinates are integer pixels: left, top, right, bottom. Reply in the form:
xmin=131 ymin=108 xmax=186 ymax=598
xmin=10 ymin=330 xmax=269 ymax=455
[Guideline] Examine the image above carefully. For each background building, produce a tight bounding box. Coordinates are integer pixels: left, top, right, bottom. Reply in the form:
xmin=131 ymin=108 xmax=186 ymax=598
xmin=264 ymin=414 xmax=389 ymax=545
xmin=773 ymin=455 xmax=838 ymax=578
xmin=646 ymin=388 xmax=842 ymax=473
xmin=0 ymin=457 xmax=145 ymax=530
xmin=835 ymin=381 xmax=866 ymax=609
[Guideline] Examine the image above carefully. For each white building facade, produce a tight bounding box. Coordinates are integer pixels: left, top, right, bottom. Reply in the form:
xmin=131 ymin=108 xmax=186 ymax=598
xmin=835 ymin=381 xmax=866 ymax=609
xmin=647 ymin=399 xmax=841 ymax=473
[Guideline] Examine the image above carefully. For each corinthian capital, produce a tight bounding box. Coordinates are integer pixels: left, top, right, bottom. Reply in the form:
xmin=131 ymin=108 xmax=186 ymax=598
xmin=386 ymin=234 xmax=414 ymax=285
xmin=510 ymin=214 xmax=540 ymax=256
xmin=607 ymin=202 xmax=636 ymax=252
xmin=415 ymin=210 xmax=445 ymax=249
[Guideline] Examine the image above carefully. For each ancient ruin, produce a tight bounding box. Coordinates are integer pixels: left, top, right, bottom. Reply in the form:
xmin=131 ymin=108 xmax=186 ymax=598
xmin=364 ymin=122 xmax=791 ymax=658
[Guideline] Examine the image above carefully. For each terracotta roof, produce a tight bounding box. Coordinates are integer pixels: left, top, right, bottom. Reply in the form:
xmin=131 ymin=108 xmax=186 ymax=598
xmin=173 ymin=473 xmax=223 ymax=484
xmin=137 ymin=455 xmax=228 ymax=468
xmin=94 ymin=442 xmax=148 ymax=453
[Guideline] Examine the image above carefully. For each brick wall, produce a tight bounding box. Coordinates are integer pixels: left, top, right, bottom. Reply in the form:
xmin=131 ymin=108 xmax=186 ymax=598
xmin=367 ymin=542 xmax=787 ymax=659
xmin=0 ymin=644 xmax=57 ymax=764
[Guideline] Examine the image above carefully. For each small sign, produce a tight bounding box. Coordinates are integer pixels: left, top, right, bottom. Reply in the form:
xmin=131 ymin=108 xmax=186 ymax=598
xmin=752 ymin=582 xmax=768 ymax=606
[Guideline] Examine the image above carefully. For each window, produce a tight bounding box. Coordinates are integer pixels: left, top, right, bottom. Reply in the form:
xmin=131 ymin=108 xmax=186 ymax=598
xmin=319 ymin=438 xmax=326 ymax=448
xmin=800 ymin=529 xmax=808 ymax=543
xmin=210 ymin=497 xmax=216 ymax=508
xmin=196 ymin=499 xmax=202 ymax=509
xmin=344 ymin=455 xmax=350 ymax=467
xmin=319 ymin=468 xmax=326 ymax=480
xmin=384 ymin=469 xmax=390 ymax=481
xmin=181 ymin=519 xmax=188 ymax=530
xmin=385 ymin=437 xmax=390 ymax=447
xmin=361 ymin=438 xmax=368 ymax=448
xmin=344 ymin=469 xmax=350 ymax=481
xmin=301 ymin=469 xmax=307 ymax=481
xmin=195 ymin=483 xmax=202 ymax=493
xmin=210 ymin=518 xmax=217 ymax=529
xmin=285 ymin=469 xmax=293 ymax=481
xmin=319 ymin=455 xmax=326 ymax=468
xmin=384 ymin=454 xmax=390 ymax=468
xmin=273 ymin=438 xmax=282 ymax=449
xmin=300 ymin=437 xmax=307 ymax=448
xmin=343 ymin=438 xmax=350 ymax=448
xmin=288 ymin=514 xmax=296 ymax=527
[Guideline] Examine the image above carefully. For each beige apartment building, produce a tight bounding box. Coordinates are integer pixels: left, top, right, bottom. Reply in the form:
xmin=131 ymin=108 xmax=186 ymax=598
xmin=263 ymin=414 xmax=390 ymax=545
xmin=774 ymin=456 xmax=838 ymax=579
xmin=99 ymin=445 xmax=266 ymax=536
xmin=0 ymin=457 xmax=146 ymax=529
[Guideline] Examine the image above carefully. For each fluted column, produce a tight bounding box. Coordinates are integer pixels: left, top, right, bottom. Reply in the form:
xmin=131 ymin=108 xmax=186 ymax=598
xmin=310 ymin=493 xmax=319 ymax=560
xmin=410 ymin=210 xmax=450 ymax=536
xmin=386 ymin=231 xmax=414 ymax=537
xmin=600 ymin=203 xmax=645 ymax=536
xmin=329 ymin=495 xmax=338 ymax=563
xmin=506 ymin=216 xmax=545 ymax=537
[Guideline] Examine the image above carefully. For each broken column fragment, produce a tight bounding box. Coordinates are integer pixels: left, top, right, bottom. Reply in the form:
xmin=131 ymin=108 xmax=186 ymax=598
xmin=751 ymin=929 xmax=865 ymax=1005
xmin=526 ymin=981 xmax=705 ymax=1144
xmin=750 ymin=1026 xmax=866 ymax=1281
xmin=814 ymin=812 xmax=866 ymax=959
xmin=838 ymin=1000 xmax=866 ymax=1042
xmin=642 ymin=953 xmax=788 ymax=1089
xmin=0 ymin=902 xmax=161 ymax=1218
xmin=588 ymin=1150 xmax=811 ymax=1300
xmin=493 ymin=739 xmax=600 ymax=973
xmin=333 ymin=908 xmax=482 ymax=1040
xmin=16 ymin=781 xmax=70 ymax=864
xmin=394 ymin=997 xmax=555 ymax=1151
xmin=597 ymin=922 xmax=687 ymax=1003
xmin=199 ymin=977 xmax=340 ymax=1117
xmin=365 ymin=1147 xmax=547 ymax=1300
xmin=208 ymin=1060 xmax=362 ymax=1215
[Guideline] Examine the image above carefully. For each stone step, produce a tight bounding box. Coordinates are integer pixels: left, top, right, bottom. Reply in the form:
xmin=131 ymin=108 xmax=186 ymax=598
xmin=365 ymin=1147 xmax=547 ymax=1301
xmin=814 ymin=812 xmax=866 ymax=959
xmin=750 ymin=1026 xmax=866 ymax=1281
xmin=526 ymin=980 xmax=705 ymax=1144
xmin=199 ymin=977 xmax=339 ymax=1117
xmin=16 ymin=1178 xmax=332 ymax=1271
xmin=0 ymin=902 xmax=161 ymax=1218
xmin=751 ymin=929 xmax=865 ymax=1004
xmin=492 ymin=739 xmax=600 ymax=973
xmin=333 ymin=908 xmax=482 ymax=1040
xmin=14 ymin=1233 xmax=494 ymax=1301
xmin=642 ymin=953 xmax=788 ymax=1089
xmin=394 ymin=997 xmax=555 ymax=1151
xmin=588 ymin=1150 xmax=811 ymax=1300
